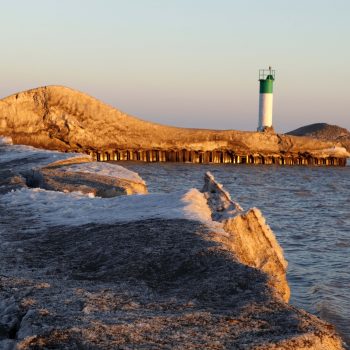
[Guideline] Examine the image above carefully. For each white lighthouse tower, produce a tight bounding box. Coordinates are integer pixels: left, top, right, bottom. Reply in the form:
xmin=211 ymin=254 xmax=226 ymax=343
xmin=258 ymin=67 xmax=275 ymax=131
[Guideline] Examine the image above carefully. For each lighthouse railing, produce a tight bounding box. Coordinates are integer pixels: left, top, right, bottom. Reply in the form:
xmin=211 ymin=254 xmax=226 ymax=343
xmin=259 ymin=69 xmax=275 ymax=80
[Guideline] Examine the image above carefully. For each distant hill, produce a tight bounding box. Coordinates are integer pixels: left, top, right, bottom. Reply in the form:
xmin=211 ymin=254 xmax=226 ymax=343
xmin=287 ymin=123 xmax=350 ymax=152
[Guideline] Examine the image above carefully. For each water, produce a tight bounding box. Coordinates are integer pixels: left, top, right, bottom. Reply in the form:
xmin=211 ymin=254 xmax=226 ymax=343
xmin=118 ymin=161 xmax=350 ymax=346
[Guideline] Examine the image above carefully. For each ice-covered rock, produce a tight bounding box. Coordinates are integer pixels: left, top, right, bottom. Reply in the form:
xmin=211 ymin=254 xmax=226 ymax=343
xmin=0 ymin=142 xmax=87 ymax=195
xmin=223 ymin=209 xmax=290 ymax=302
xmin=0 ymin=297 xmax=22 ymax=340
xmin=0 ymin=136 xmax=13 ymax=145
xmin=0 ymin=186 xmax=218 ymax=230
xmin=202 ymin=171 xmax=243 ymax=220
xmin=201 ymin=172 xmax=290 ymax=302
xmin=26 ymin=158 xmax=148 ymax=197
xmin=0 ymin=141 xmax=147 ymax=197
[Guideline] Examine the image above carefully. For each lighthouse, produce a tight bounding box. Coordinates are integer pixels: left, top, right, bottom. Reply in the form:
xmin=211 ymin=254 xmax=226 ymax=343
xmin=258 ymin=67 xmax=275 ymax=131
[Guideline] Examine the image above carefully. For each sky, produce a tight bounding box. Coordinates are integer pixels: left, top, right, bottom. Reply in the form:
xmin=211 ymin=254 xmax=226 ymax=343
xmin=0 ymin=0 xmax=349 ymax=132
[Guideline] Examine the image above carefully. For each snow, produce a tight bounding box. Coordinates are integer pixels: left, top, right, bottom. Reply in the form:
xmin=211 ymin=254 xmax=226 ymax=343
xmin=314 ymin=146 xmax=350 ymax=157
xmin=205 ymin=171 xmax=235 ymax=204
xmin=0 ymin=142 xmax=86 ymax=170
xmin=182 ymin=188 xmax=213 ymax=224
xmin=0 ymin=187 xmax=222 ymax=232
xmin=0 ymin=141 xmax=224 ymax=234
xmin=0 ymin=141 xmax=143 ymax=185
xmin=0 ymin=136 xmax=13 ymax=145
xmin=60 ymin=162 xmax=145 ymax=184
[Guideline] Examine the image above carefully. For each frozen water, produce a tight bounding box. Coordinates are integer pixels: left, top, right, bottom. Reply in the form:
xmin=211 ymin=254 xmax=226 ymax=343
xmin=0 ymin=136 xmax=13 ymax=145
xmin=0 ymin=186 xmax=221 ymax=232
xmin=60 ymin=162 xmax=145 ymax=184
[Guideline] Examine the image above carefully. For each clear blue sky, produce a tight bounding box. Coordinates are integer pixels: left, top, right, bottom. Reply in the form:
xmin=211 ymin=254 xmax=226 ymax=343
xmin=0 ymin=0 xmax=349 ymax=132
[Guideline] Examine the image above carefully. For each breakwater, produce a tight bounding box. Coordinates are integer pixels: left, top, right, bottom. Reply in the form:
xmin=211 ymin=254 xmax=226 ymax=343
xmin=1 ymin=86 xmax=349 ymax=167
xmin=89 ymin=149 xmax=347 ymax=166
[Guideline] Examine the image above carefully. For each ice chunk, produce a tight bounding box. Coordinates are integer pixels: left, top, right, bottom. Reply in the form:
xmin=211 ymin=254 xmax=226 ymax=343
xmin=57 ymin=162 xmax=145 ymax=185
xmin=0 ymin=187 xmax=218 ymax=230
xmin=0 ymin=136 xmax=13 ymax=145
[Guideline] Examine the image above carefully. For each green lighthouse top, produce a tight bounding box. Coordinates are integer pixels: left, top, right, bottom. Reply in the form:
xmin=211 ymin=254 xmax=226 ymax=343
xmin=259 ymin=66 xmax=275 ymax=80
xmin=259 ymin=67 xmax=275 ymax=93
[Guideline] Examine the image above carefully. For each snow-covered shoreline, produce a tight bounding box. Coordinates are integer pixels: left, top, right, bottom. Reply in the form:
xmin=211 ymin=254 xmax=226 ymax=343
xmin=0 ymin=136 xmax=85 ymax=169
xmin=0 ymin=186 xmax=220 ymax=231
xmin=0 ymin=139 xmax=345 ymax=349
xmin=0 ymin=139 xmax=219 ymax=230
xmin=52 ymin=162 xmax=145 ymax=185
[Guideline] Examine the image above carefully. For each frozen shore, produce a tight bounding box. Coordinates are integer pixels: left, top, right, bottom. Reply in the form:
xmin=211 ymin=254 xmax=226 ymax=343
xmin=0 ymin=141 xmax=345 ymax=349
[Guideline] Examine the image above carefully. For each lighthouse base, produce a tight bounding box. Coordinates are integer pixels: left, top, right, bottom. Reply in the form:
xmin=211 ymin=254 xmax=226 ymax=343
xmin=257 ymin=125 xmax=275 ymax=133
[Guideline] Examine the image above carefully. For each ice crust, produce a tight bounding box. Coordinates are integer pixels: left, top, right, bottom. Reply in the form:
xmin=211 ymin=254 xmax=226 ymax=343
xmin=0 ymin=142 xmax=220 ymax=232
xmin=0 ymin=187 xmax=221 ymax=231
xmin=0 ymin=136 xmax=13 ymax=145
xmin=310 ymin=146 xmax=350 ymax=158
xmin=0 ymin=141 xmax=85 ymax=170
xmin=58 ymin=162 xmax=145 ymax=184
xmin=1 ymin=142 xmax=206 ymax=230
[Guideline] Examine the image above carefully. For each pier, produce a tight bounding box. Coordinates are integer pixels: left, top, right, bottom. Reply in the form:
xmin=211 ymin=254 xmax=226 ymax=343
xmin=87 ymin=149 xmax=347 ymax=166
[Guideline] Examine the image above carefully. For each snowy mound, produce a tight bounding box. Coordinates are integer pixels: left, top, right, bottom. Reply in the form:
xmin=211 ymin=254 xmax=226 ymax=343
xmin=0 ymin=141 xmax=86 ymax=170
xmin=56 ymin=162 xmax=145 ymax=185
xmin=311 ymin=146 xmax=349 ymax=158
xmin=0 ymin=140 xmax=147 ymax=197
xmin=0 ymin=187 xmax=218 ymax=231
xmin=27 ymin=160 xmax=148 ymax=197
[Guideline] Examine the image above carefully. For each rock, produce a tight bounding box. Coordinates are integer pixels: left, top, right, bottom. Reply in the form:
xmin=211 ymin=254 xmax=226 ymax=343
xmin=287 ymin=123 xmax=349 ymax=140
xmin=25 ymin=158 xmax=148 ymax=197
xmin=16 ymin=310 xmax=44 ymax=341
xmin=0 ymin=218 xmax=344 ymax=350
xmin=0 ymin=172 xmax=27 ymax=194
xmin=201 ymin=172 xmax=290 ymax=302
xmin=287 ymin=123 xmax=350 ymax=153
xmin=202 ymin=171 xmax=243 ymax=221
xmin=0 ymin=339 xmax=16 ymax=350
xmin=223 ymin=209 xmax=290 ymax=302
xmin=0 ymin=298 xmax=22 ymax=340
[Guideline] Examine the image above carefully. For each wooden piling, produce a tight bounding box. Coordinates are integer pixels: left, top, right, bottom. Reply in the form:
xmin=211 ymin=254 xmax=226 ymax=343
xmin=90 ymin=148 xmax=346 ymax=166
